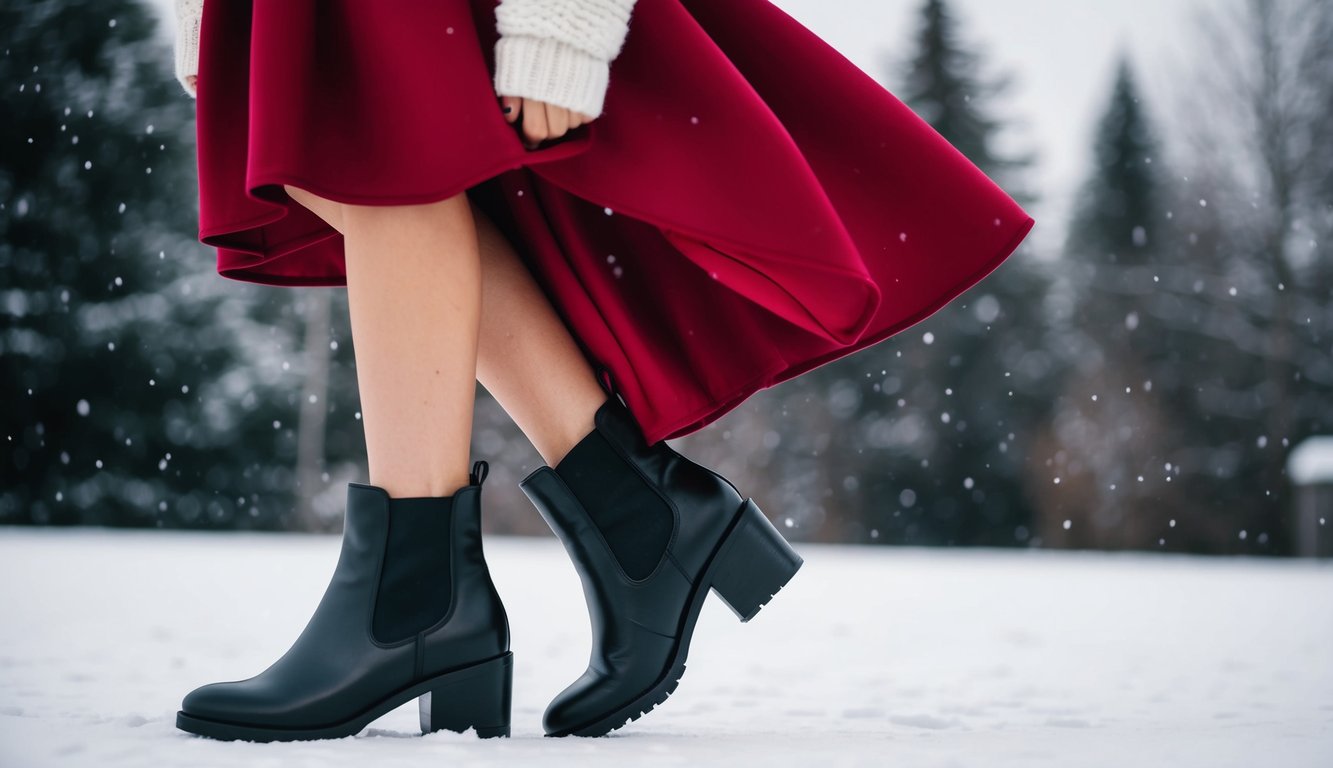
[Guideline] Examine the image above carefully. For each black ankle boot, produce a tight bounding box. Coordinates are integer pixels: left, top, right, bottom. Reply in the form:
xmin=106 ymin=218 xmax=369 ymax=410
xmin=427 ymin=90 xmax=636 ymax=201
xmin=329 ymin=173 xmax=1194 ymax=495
xmin=176 ymin=460 xmax=512 ymax=741
xmin=519 ymin=394 xmax=803 ymax=736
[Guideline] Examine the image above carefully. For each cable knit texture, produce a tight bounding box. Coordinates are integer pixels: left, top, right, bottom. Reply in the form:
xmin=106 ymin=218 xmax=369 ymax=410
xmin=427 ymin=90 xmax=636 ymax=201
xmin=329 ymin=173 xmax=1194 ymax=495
xmin=169 ymin=0 xmax=637 ymax=117
xmin=173 ymin=0 xmax=202 ymax=99
xmin=493 ymin=0 xmax=638 ymax=118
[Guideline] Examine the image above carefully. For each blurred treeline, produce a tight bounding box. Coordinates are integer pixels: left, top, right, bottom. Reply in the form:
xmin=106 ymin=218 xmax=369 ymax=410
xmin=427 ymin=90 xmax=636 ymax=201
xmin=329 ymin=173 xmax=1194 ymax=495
xmin=3 ymin=0 xmax=1330 ymax=554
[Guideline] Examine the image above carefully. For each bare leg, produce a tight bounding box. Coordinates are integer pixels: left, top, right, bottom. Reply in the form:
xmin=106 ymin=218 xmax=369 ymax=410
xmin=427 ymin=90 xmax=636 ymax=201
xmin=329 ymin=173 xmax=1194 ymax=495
xmin=284 ymin=184 xmax=479 ymax=498
xmin=469 ymin=199 xmax=607 ymax=467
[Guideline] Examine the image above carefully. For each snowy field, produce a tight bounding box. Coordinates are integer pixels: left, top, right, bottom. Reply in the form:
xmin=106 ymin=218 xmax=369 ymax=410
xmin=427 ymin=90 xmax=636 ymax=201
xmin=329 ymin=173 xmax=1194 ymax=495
xmin=1 ymin=529 xmax=1330 ymax=767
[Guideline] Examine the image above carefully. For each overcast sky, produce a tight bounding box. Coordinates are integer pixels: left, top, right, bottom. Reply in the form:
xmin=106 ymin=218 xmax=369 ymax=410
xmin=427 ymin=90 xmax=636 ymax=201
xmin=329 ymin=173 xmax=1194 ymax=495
xmin=148 ymin=0 xmax=1207 ymax=254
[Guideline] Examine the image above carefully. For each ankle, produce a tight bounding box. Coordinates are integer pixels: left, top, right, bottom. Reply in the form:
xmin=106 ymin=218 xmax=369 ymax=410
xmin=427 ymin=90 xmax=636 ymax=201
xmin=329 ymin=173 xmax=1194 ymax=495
xmin=368 ymin=466 xmax=472 ymax=498
xmin=540 ymin=395 xmax=608 ymax=468
xmin=544 ymin=426 xmax=589 ymax=468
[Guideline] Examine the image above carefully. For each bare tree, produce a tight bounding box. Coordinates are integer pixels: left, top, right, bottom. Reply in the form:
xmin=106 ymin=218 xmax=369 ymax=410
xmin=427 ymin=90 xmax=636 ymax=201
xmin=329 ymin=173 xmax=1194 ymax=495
xmin=1167 ymin=0 xmax=1333 ymax=511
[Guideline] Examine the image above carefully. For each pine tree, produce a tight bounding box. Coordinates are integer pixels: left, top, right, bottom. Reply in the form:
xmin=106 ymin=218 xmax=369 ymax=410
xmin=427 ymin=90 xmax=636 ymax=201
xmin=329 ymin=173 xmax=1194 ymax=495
xmin=0 ymin=0 xmax=315 ymax=529
xmin=894 ymin=0 xmax=1039 ymax=206
xmin=856 ymin=0 xmax=1051 ymax=546
xmin=1040 ymin=53 xmax=1193 ymax=549
xmin=1067 ymin=58 xmax=1165 ymax=270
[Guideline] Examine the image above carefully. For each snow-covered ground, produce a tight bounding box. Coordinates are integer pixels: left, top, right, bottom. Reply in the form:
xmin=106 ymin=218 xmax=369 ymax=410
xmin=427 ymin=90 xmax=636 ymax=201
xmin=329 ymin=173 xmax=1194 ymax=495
xmin=1 ymin=528 xmax=1330 ymax=767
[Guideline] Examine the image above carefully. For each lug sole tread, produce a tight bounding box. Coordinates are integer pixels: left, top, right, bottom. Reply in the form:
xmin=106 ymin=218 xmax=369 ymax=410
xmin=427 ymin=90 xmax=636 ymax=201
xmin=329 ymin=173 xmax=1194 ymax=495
xmin=553 ymin=500 xmax=801 ymax=737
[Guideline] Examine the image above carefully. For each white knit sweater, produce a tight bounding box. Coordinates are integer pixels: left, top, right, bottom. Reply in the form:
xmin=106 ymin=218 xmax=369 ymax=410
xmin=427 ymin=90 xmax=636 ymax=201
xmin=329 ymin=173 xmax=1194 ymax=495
xmin=172 ymin=0 xmax=638 ymax=119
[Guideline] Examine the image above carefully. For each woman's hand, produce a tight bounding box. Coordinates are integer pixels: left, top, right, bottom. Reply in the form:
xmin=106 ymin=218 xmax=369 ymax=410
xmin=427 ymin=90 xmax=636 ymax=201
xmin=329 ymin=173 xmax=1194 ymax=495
xmin=499 ymin=95 xmax=594 ymax=150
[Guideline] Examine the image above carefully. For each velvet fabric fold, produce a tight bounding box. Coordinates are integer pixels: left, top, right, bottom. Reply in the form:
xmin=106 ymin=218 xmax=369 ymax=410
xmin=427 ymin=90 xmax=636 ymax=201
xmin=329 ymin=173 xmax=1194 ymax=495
xmin=192 ymin=0 xmax=1035 ymax=443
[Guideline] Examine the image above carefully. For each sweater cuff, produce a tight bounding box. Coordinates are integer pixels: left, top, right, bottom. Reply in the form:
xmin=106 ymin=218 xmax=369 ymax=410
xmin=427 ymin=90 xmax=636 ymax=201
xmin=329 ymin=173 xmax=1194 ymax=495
xmin=174 ymin=8 xmax=201 ymax=98
xmin=494 ymin=34 xmax=611 ymax=119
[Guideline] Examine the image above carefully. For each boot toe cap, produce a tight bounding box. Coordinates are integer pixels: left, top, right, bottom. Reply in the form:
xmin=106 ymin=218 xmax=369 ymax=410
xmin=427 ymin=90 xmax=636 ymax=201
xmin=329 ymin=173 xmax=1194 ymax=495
xmin=180 ymin=678 xmax=291 ymax=726
xmin=543 ymin=672 xmax=612 ymax=735
xmin=181 ymin=680 xmax=253 ymax=722
xmin=543 ymin=665 xmax=666 ymax=736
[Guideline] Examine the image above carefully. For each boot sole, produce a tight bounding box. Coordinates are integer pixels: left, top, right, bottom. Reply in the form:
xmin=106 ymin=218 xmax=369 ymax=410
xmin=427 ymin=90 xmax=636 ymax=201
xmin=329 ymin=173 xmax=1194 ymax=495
xmin=549 ymin=498 xmax=803 ymax=737
xmin=176 ymin=651 xmax=513 ymax=742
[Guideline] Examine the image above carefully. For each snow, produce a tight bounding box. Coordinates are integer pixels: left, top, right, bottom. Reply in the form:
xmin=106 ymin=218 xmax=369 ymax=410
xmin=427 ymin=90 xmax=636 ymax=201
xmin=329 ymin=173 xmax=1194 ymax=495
xmin=1 ymin=529 xmax=1330 ymax=767
xmin=1289 ymin=436 xmax=1333 ymax=485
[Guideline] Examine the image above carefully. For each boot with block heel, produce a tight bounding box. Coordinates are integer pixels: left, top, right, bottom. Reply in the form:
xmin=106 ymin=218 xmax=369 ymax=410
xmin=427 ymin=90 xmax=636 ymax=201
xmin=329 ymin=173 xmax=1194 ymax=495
xmin=176 ymin=460 xmax=512 ymax=741
xmin=519 ymin=387 xmax=803 ymax=737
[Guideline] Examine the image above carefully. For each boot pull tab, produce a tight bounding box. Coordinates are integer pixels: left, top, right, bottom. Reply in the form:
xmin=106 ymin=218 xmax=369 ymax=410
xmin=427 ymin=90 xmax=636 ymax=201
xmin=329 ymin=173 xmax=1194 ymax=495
xmin=470 ymin=460 xmax=489 ymax=488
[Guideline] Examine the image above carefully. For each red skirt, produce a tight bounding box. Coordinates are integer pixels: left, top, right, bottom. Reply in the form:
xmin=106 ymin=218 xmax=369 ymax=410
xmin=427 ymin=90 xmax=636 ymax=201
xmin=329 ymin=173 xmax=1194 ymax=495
xmin=194 ymin=0 xmax=1035 ymax=444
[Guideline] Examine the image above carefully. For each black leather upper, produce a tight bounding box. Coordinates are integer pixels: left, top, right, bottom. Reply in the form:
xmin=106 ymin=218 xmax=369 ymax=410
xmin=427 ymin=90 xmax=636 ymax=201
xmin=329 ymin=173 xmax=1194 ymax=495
xmin=582 ymin=395 xmax=743 ymax=578
xmin=521 ymin=395 xmax=746 ymax=734
xmin=180 ymin=470 xmax=509 ymax=729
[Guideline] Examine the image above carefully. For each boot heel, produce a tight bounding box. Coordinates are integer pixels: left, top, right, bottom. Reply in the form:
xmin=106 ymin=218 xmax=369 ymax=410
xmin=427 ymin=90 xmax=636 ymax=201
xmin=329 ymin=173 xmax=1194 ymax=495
xmin=418 ymin=652 xmax=513 ymax=738
xmin=708 ymin=499 xmax=803 ymax=622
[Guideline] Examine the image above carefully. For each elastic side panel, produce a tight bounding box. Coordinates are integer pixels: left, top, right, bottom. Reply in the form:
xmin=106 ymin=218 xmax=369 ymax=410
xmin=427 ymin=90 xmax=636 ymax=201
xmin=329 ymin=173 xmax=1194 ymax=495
xmin=555 ymin=429 xmax=674 ymax=580
xmin=372 ymin=495 xmax=453 ymax=644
